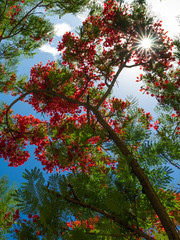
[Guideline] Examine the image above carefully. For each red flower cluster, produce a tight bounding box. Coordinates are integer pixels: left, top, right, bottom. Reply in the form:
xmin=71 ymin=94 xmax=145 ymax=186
xmin=66 ymin=215 xmax=99 ymax=230
xmin=7 ymin=4 xmax=22 ymax=25
xmin=0 ymin=108 xmax=49 ymax=167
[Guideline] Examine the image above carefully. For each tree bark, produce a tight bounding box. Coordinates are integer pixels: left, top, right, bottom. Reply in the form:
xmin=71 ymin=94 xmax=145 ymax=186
xmin=90 ymin=105 xmax=180 ymax=240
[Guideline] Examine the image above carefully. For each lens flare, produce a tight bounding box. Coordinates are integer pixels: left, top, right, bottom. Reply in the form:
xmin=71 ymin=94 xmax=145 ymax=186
xmin=140 ymin=38 xmax=152 ymax=49
xmin=131 ymin=28 xmax=158 ymax=59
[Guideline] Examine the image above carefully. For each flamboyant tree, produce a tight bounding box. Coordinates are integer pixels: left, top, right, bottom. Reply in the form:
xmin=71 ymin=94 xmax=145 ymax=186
xmin=0 ymin=0 xmax=180 ymax=239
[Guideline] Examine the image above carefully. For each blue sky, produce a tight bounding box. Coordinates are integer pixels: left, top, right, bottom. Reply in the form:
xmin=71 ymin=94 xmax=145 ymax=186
xmin=0 ymin=0 xmax=179 ymax=197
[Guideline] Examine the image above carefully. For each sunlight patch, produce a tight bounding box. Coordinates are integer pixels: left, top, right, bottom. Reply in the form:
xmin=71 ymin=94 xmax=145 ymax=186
xmin=140 ymin=38 xmax=152 ymax=49
xmin=54 ymin=23 xmax=72 ymax=36
xmin=77 ymin=10 xmax=89 ymax=22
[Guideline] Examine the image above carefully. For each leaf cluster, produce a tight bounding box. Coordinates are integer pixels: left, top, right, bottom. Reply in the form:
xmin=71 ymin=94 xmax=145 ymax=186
xmin=10 ymin=166 xmax=179 ymax=239
xmin=0 ymin=176 xmax=18 ymax=239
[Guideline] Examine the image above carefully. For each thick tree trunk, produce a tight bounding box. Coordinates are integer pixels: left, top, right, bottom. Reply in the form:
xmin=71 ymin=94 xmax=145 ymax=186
xmin=90 ymin=105 xmax=180 ymax=240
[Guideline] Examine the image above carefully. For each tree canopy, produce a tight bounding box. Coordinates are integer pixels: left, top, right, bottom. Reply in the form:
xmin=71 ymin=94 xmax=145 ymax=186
xmin=0 ymin=0 xmax=89 ymax=93
xmin=0 ymin=0 xmax=179 ymax=239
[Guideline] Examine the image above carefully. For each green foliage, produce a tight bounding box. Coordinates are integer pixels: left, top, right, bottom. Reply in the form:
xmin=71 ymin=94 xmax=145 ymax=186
xmin=153 ymin=105 xmax=180 ymax=169
xmin=0 ymin=0 xmax=90 ymax=94
xmin=41 ymin=0 xmax=90 ymax=17
xmin=14 ymin=168 xmax=46 ymax=215
xmin=10 ymin=165 xmax=179 ymax=239
xmin=0 ymin=176 xmax=18 ymax=239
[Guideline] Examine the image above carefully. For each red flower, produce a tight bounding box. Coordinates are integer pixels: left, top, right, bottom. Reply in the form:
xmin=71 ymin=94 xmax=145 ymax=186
xmin=3 ymin=212 xmax=11 ymax=220
xmin=33 ymin=214 xmax=39 ymax=222
xmin=155 ymin=82 xmax=160 ymax=87
xmin=15 ymin=229 xmax=19 ymax=233
xmin=154 ymin=126 xmax=158 ymax=130
xmin=13 ymin=209 xmax=20 ymax=221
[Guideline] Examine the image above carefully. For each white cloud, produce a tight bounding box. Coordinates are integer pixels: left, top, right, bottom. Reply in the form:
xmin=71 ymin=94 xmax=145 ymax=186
xmin=54 ymin=23 xmax=72 ymax=36
xmin=39 ymin=44 xmax=59 ymax=57
xmin=77 ymin=11 xmax=89 ymax=22
xmin=39 ymin=23 xmax=72 ymax=57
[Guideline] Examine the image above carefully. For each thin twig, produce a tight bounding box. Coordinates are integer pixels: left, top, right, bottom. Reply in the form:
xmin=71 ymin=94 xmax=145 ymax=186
xmin=96 ymin=64 xmax=124 ymax=108
xmin=64 ymin=196 xmax=154 ymax=240
xmin=48 ymin=187 xmax=154 ymax=240
xmin=161 ymin=153 xmax=180 ymax=170
xmin=7 ymin=0 xmax=43 ymax=39
xmin=5 ymin=92 xmax=30 ymax=133
xmin=67 ymin=183 xmax=80 ymax=201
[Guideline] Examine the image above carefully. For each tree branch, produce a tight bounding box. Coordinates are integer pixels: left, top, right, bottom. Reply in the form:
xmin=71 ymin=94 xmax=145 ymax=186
xmin=0 ymin=0 xmax=8 ymax=21
xmin=67 ymin=183 xmax=80 ymax=201
xmin=125 ymin=63 xmax=144 ymax=68
xmin=65 ymin=198 xmax=154 ymax=240
xmin=48 ymin=188 xmax=154 ymax=240
xmin=96 ymin=64 xmax=124 ymax=109
xmin=161 ymin=153 xmax=180 ymax=170
xmin=5 ymin=92 xmax=30 ymax=133
xmin=7 ymin=0 xmax=43 ymax=39
xmin=88 ymin=105 xmax=180 ymax=240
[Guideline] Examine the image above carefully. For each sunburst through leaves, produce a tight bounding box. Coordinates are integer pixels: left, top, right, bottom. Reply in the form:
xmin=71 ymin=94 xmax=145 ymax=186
xmin=132 ymin=28 xmax=158 ymax=59
xmin=140 ymin=38 xmax=152 ymax=49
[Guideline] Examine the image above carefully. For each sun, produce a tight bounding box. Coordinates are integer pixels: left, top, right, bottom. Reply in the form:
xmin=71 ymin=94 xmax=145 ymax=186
xmin=140 ymin=38 xmax=152 ymax=49
xmin=132 ymin=29 xmax=158 ymax=59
